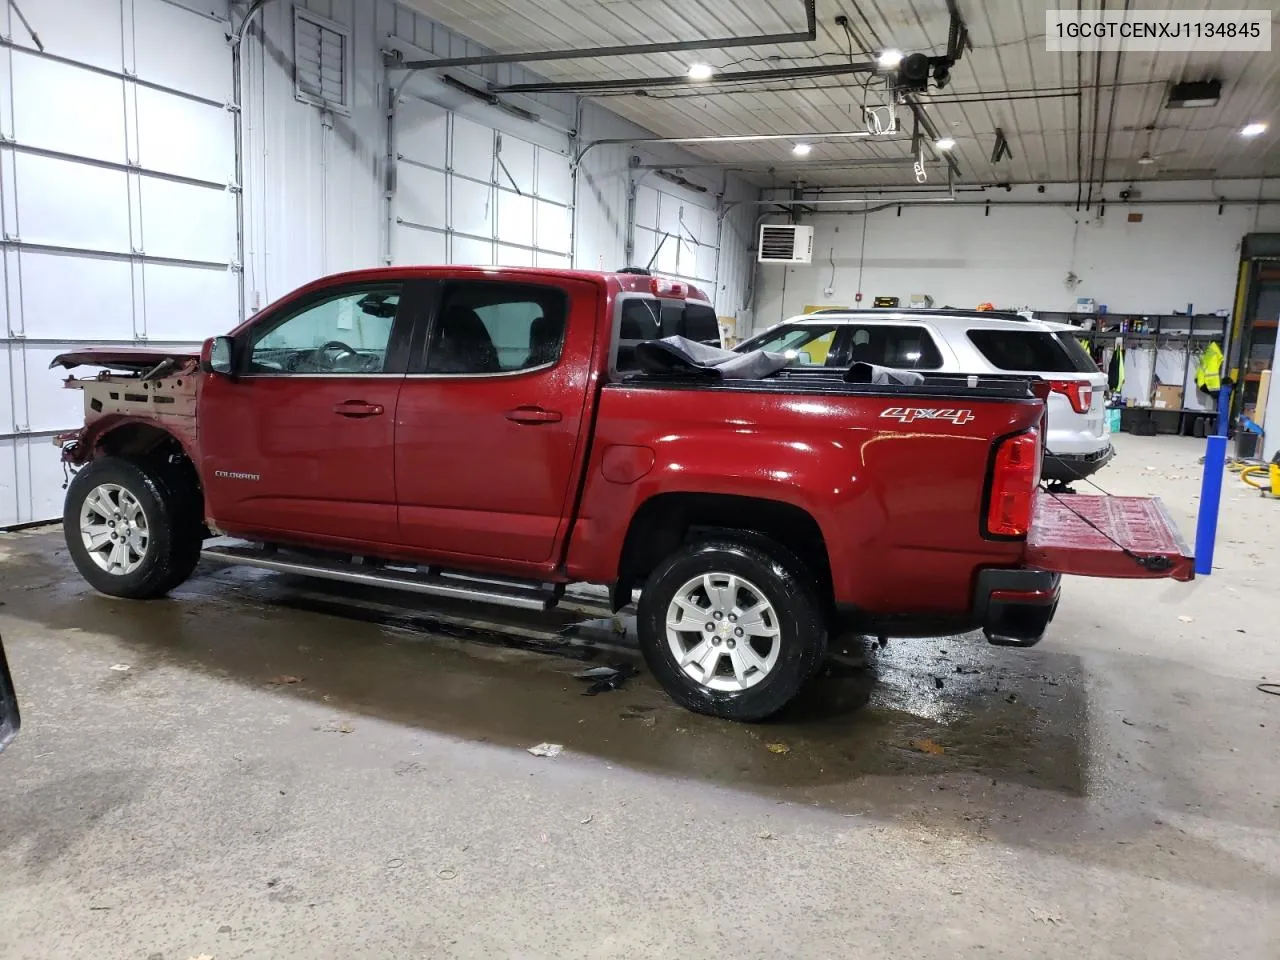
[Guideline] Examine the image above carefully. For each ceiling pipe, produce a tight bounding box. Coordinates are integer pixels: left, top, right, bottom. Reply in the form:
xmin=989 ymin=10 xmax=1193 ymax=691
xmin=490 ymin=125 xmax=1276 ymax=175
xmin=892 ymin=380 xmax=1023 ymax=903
xmin=631 ymin=157 xmax=919 ymax=171
xmin=574 ymin=129 xmax=878 ymax=169
xmin=764 ymin=197 xmax=1280 ymax=212
xmin=397 ymin=0 xmax=816 ymax=70
xmin=493 ymin=60 xmax=877 ymax=95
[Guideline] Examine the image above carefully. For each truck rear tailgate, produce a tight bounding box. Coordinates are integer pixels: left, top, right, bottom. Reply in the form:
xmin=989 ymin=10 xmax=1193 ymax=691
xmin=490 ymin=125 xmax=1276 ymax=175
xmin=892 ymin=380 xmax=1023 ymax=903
xmin=1026 ymin=493 xmax=1195 ymax=582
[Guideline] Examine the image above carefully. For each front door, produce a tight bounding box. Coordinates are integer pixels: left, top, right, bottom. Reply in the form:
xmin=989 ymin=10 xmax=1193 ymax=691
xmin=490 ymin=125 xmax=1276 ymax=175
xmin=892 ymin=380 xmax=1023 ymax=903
xmin=394 ymin=278 xmax=597 ymax=567
xmin=200 ymin=280 xmax=418 ymax=548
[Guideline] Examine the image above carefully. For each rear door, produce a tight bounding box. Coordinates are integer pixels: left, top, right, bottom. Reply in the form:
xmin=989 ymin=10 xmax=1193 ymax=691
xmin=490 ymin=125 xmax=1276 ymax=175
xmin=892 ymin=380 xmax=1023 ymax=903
xmin=966 ymin=327 xmax=1107 ymax=453
xmin=1027 ymin=493 xmax=1194 ymax=581
xmin=394 ymin=277 xmax=598 ymax=567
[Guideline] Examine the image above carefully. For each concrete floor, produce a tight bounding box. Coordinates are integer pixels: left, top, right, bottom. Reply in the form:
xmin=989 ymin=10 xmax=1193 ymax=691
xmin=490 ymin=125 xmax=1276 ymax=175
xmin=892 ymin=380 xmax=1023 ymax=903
xmin=0 ymin=433 xmax=1277 ymax=959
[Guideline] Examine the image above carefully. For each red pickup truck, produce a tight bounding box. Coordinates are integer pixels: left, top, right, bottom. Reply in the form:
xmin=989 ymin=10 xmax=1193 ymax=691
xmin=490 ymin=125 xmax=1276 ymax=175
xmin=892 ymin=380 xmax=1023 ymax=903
xmin=51 ymin=267 xmax=1194 ymax=720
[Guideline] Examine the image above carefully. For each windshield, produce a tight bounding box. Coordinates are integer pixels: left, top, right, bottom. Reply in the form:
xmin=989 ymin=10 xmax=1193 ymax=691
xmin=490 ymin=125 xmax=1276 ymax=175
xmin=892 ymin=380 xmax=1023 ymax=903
xmin=738 ymin=324 xmax=840 ymax=364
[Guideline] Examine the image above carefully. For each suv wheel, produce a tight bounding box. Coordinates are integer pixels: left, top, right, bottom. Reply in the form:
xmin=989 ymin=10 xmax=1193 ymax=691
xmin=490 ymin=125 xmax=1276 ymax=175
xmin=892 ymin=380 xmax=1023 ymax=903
xmin=637 ymin=536 xmax=827 ymax=720
xmin=64 ymin=456 xmax=202 ymax=599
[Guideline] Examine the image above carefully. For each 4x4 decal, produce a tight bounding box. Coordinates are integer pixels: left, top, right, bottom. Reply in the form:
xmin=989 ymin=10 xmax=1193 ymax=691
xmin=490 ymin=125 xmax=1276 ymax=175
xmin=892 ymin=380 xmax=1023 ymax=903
xmin=880 ymin=406 xmax=975 ymax=426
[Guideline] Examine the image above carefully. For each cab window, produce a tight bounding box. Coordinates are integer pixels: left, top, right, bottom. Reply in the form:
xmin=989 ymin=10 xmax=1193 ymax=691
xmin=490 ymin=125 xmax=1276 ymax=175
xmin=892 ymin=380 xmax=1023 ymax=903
xmin=248 ymin=285 xmax=401 ymax=374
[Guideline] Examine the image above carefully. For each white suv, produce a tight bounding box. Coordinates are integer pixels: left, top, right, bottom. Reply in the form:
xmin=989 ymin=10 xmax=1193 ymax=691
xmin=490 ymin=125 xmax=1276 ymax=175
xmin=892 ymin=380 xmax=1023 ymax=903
xmin=736 ymin=309 xmax=1113 ymax=484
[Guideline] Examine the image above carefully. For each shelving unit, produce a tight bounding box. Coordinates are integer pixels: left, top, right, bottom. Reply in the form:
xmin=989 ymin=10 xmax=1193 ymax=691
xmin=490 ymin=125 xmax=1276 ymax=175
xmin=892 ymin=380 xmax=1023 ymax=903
xmin=1030 ymin=310 xmax=1229 ymax=435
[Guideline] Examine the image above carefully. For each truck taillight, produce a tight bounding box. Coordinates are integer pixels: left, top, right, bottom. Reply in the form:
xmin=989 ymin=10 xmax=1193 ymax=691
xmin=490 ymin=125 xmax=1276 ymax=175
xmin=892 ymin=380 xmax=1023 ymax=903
xmin=1048 ymin=379 xmax=1092 ymax=414
xmin=986 ymin=430 xmax=1041 ymax=538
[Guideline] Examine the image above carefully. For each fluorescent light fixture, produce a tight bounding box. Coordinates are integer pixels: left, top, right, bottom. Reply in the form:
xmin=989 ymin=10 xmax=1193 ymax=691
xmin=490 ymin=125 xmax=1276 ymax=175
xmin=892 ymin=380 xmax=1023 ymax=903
xmin=878 ymin=49 xmax=904 ymax=69
xmin=792 ymin=142 xmax=812 ymax=156
xmin=934 ymin=137 xmax=956 ymax=151
xmin=687 ymin=63 xmax=715 ymax=81
xmin=1241 ymin=122 xmax=1268 ymax=138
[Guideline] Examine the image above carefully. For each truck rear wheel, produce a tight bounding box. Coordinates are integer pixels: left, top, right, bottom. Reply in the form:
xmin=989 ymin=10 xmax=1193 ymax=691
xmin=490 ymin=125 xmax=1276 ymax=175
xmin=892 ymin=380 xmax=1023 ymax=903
xmin=637 ymin=536 xmax=827 ymax=721
xmin=63 ymin=456 xmax=202 ymax=599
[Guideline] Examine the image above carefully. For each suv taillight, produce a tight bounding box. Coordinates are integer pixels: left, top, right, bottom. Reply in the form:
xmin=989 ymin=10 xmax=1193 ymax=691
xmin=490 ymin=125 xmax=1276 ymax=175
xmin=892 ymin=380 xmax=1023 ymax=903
xmin=1048 ymin=379 xmax=1093 ymax=414
xmin=986 ymin=430 xmax=1041 ymax=538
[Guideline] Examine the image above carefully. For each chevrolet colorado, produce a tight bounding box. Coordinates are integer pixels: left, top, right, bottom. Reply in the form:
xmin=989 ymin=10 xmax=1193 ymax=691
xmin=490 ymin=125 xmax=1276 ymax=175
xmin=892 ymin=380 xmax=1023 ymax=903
xmin=51 ymin=267 xmax=1194 ymax=720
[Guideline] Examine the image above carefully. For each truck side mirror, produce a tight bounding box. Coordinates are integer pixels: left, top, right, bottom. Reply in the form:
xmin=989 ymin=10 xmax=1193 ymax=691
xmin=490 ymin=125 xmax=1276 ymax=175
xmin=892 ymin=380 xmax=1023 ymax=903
xmin=202 ymin=336 xmax=234 ymax=375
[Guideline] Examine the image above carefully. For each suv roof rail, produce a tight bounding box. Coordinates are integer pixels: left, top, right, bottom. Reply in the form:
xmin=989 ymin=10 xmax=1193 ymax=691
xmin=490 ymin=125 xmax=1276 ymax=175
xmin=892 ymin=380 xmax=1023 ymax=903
xmin=808 ymin=307 xmax=1033 ymax=322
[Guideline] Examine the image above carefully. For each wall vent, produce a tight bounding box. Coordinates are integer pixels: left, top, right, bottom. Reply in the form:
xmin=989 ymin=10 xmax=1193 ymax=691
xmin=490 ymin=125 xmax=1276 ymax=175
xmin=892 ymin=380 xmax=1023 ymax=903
xmin=758 ymin=224 xmax=814 ymax=263
xmin=294 ymin=9 xmax=351 ymax=115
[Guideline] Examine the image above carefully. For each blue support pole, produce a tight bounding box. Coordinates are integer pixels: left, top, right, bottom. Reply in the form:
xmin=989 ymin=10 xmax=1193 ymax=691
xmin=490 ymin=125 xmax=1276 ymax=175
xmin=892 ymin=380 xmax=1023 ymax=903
xmin=1216 ymin=384 xmax=1231 ymax=438
xmin=1195 ymin=434 xmax=1227 ymax=576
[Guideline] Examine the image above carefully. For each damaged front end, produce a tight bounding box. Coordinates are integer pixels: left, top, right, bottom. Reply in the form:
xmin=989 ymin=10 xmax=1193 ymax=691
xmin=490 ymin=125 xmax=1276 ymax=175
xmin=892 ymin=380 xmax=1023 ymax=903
xmin=50 ymin=349 xmax=202 ymax=466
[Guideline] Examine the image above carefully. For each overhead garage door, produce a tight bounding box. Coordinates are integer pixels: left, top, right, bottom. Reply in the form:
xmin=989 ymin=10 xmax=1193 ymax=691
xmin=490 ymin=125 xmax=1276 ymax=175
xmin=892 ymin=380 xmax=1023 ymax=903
xmin=391 ymin=96 xmax=574 ymax=269
xmin=633 ymin=180 xmax=719 ymax=293
xmin=0 ymin=0 xmax=238 ymax=528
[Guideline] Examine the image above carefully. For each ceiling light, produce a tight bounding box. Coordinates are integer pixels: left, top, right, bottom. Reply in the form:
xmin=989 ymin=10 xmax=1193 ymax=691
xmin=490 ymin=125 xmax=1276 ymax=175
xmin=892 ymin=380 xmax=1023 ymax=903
xmin=687 ymin=63 xmax=715 ymax=81
xmin=934 ymin=137 xmax=956 ymax=151
xmin=877 ymin=49 xmax=903 ymax=69
xmin=792 ymin=142 xmax=812 ymax=156
xmin=1166 ymin=79 xmax=1221 ymax=108
xmin=1241 ymin=122 xmax=1268 ymax=138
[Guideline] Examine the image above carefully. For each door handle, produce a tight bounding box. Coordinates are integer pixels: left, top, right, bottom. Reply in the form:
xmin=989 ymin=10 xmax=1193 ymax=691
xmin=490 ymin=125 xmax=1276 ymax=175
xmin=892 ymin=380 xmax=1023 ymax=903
xmin=505 ymin=406 xmax=562 ymax=424
xmin=333 ymin=400 xmax=384 ymax=418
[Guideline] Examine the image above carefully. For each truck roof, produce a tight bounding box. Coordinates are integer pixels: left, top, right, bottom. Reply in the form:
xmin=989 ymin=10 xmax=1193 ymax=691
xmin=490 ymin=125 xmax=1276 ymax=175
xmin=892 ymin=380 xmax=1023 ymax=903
xmin=298 ymin=265 xmax=712 ymax=303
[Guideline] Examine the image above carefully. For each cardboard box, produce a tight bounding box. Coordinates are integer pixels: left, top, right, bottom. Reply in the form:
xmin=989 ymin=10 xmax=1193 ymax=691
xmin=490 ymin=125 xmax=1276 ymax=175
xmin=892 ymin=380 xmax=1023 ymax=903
xmin=1153 ymin=385 xmax=1184 ymax=410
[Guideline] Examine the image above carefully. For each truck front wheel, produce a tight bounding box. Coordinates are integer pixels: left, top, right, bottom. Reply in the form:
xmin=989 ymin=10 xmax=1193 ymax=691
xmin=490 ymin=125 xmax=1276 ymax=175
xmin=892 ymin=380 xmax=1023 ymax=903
xmin=637 ymin=536 xmax=827 ymax=721
xmin=63 ymin=456 xmax=202 ymax=599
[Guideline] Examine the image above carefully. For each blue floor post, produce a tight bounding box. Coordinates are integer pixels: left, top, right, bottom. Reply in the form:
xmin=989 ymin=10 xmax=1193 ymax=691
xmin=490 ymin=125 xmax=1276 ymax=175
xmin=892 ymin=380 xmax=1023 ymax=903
xmin=1195 ymin=434 xmax=1227 ymax=576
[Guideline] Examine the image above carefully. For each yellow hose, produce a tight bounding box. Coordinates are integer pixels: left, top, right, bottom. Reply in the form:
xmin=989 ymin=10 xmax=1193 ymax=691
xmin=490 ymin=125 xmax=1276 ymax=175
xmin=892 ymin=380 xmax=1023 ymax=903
xmin=1240 ymin=465 xmax=1271 ymax=490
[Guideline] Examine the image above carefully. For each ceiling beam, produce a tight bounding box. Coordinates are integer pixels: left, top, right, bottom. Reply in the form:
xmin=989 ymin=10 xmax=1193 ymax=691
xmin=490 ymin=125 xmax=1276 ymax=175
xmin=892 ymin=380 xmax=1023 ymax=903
xmin=396 ymin=0 xmax=816 ymax=71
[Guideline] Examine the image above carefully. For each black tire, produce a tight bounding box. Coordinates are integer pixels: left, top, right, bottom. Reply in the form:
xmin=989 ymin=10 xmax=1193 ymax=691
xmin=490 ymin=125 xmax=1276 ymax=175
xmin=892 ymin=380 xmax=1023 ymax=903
xmin=63 ymin=456 xmax=202 ymax=599
xmin=637 ymin=535 xmax=828 ymax=721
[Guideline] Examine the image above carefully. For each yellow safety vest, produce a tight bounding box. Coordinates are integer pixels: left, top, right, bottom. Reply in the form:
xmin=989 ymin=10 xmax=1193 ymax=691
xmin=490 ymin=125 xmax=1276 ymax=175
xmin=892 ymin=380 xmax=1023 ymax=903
xmin=1196 ymin=341 xmax=1223 ymax=392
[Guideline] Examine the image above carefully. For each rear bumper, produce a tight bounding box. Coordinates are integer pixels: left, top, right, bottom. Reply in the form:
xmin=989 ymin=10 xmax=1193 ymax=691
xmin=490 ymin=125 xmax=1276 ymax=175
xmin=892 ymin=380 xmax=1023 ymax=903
xmin=1043 ymin=443 xmax=1114 ymax=482
xmin=973 ymin=567 xmax=1062 ymax=647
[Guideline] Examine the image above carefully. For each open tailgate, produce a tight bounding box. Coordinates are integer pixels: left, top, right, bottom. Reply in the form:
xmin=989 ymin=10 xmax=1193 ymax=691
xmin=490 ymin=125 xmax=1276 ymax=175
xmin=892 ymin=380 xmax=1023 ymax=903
xmin=1026 ymin=493 xmax=1195 ymax=582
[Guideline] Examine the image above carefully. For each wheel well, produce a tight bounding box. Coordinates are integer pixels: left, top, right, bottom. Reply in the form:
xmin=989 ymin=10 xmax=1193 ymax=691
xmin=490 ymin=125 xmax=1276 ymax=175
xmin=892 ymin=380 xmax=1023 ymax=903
xmin=616 ymin=493 xmax=833 ymax=609
xmin=96 ymin=423 xmax=203 ymax=511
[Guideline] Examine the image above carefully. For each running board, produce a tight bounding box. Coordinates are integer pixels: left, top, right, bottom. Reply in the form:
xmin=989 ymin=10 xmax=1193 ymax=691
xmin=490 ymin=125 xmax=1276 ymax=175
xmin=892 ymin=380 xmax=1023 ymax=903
xmin=200 ymin=541 xmax=558 ymax=612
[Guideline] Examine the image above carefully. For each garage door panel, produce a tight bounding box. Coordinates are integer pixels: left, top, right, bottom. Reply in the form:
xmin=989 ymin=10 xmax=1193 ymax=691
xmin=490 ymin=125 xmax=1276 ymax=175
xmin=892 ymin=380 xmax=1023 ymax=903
xmin=658 ymin=194 xmax=684 ymax=236
xmin=20 ymin=344 xmax=85 ymax=433
xmin=654 ymin=230 xmax=679 ymax=275
xmin=451 ymin=178 xmax=494 ymax=239
xmin=15 ymin=154 xmax=131 ymax=253
xmin=452 ymin=235 xmax=494 ymax=266
xmin=632 ymin=228 xmax=656 ymax=270
xmin=536 ymin=149 xmax=571 ymax=205
xmin=27 ymin=437 xmax=68 ymax=527
xmin=685 ymin=205 xmax=716 ymax=246
xmin=497 ymin=191 xmax=534 ymax=248
xmin=496 ymin=244 xmax=534 ymax=268
xmin=396 ymin=164 xmax=448 ymax=228
xmin=19 ymin=251 xmax=134 ymax=341
xmin=451 ymin=117 xmax=494 ymax=180
xmin=132 ymin=0 xmax=232 ymax=102
xmin=0 ymin=440 xmax=17 ymax=527
xmin=17 ymin=0 xmax=124 ymax=72
xmin=10 ymin=52 xmax=126 ymax=164
xmin=139 ymin=180 xmax=232 ymax=263
xmin=395 ymin=226 xmax=447 ymax=265
xmin=497 ymin=136 xmax=535 ymax=194
xmin=0 ymin=345 xmax=16 ymax=432
xmin=135 ymin=89 xmax=234 ymax=183
xmin=143 ymin=263 xmax=236 ymax=342
xmin=635 ymin=186 xmax=659 ymax=231
xmin=397 ymin=100 xmax=449 ymax=170
xmin=535 ymin=200 xmax=569 ymax=254
xmin=536 ymin=251 xmax=570 ymax=269
xmin=696 ymin=243 xmax=718 ymax=285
